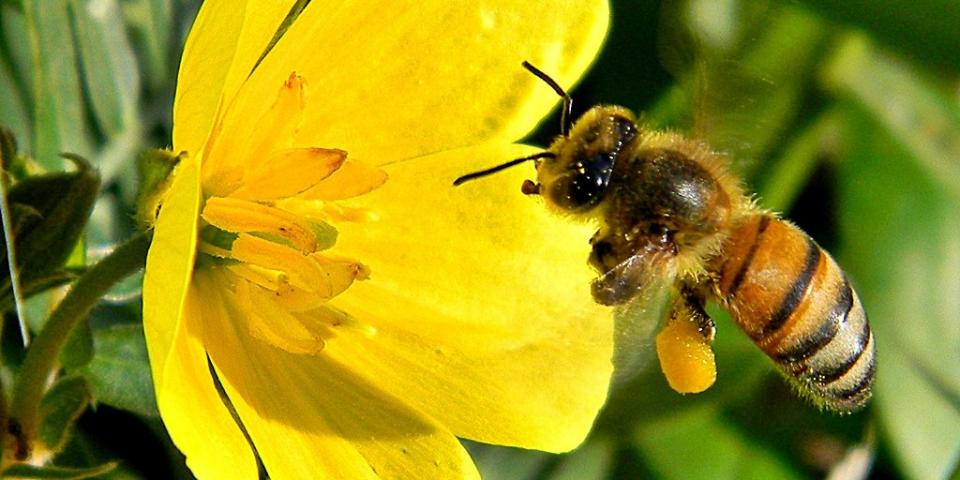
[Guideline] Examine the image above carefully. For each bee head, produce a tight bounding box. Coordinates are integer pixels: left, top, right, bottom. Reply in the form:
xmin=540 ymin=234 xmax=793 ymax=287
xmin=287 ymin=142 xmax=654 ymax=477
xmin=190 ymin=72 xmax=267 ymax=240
xmin=452 ymin=62 xmax=636 ymax=210
xmin=536 ymin=106 xmax=637 ymax=212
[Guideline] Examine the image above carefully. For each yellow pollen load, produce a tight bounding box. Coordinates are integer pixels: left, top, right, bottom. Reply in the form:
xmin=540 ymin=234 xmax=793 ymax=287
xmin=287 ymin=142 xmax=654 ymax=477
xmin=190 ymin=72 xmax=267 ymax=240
xmin=656 ymin=318 xmax=717 ymax=394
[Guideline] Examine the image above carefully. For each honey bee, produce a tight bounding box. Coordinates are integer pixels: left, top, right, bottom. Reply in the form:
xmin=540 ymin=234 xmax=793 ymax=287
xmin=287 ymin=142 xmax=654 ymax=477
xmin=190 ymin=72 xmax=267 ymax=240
xmin=454 ymin=62 xmax=874 ymax=411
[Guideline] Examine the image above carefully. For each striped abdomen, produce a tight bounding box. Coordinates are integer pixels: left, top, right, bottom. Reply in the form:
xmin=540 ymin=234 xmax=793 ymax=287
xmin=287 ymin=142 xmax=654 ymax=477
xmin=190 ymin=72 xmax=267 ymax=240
xmin=716 ymin=214 xmax=874 ymax=411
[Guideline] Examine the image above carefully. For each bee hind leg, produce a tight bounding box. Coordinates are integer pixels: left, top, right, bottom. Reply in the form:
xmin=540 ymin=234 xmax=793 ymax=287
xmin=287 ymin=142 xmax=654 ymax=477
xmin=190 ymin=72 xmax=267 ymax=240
xmin=675 ymin=287 xmax=716 ymax=342
xmin=656 ymin=287 xmax=718 ymax=394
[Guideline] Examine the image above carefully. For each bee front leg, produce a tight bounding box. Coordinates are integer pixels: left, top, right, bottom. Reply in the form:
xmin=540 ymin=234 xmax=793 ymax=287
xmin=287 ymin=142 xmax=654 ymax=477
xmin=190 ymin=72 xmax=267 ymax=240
xmin=588 ymin=228 xmax=618 ymax=273
xmin=588 ymin=229 xmax=639 ymax=305
xmin=589 ymin=228 xmax=677 ymax=306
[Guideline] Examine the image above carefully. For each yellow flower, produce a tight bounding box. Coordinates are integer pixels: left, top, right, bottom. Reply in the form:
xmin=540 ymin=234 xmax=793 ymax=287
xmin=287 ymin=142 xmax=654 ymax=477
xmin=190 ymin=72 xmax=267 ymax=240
xmin=143 ymin=1 xmax=612 ymax=478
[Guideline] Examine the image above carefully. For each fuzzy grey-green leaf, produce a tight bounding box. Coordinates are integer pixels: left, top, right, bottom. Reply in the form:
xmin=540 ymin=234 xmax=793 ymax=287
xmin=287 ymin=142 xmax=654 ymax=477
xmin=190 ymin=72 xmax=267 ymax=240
xmin=71 ymin=0 xmax=140 ymax=137
xmin=82 ymin=323 xmax=157 ymax=417
xmin=24 ymin=0 xmax=94 ymax=166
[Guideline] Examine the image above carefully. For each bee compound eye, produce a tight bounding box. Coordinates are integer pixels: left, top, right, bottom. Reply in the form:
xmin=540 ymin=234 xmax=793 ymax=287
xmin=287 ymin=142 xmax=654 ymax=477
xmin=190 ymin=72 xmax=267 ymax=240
xmin=552 ymin=169 xmax=606 ymax=210
xmin=567 ymin=153 xmax=616 ymax=208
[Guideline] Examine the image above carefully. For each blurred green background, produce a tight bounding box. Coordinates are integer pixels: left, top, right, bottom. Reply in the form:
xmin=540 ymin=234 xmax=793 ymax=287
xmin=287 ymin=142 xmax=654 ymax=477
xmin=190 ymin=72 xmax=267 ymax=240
xmin=1 ymin=0 xmax=958 ymax=478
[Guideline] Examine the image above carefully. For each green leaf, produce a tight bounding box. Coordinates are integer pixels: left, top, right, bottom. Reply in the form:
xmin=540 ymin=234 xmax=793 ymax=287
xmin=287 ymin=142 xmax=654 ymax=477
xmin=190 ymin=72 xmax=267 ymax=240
xmin=70 ymin=0 xmax=140 ymax=137
xmin=835 ymin=104 xmax=960 ymax=480
xmin=821 ymin=35 xmax=960 ymax=479
xmin=632 ymin=404 xmax=805 ymax=480
xmin=70 ymin=0 xmax=146 ymax=184
xmin=822 ymin=34 xmax=960 ymax=198
xmin=756 ymin=108 xmax=844 ymax=212
xmin=797 ymin=0 xmax=960 ymax=73
xmin=0 ymin=55 xmax=32 ymax=146
xmin=470 ymin=443 xmax=552 ymax=480
xmin=0 ymin=1 xmax=33 ymax=102
xmin=547 ymin=437 xmax=615 ymax=480
xmin=81 ymin=323 xmax=157 ymax=417
xmin=119 ymin=0 xmax=172 ymax=91
xmin=60 ymin=315 xmax=94 ymax=369
xmin=38 ymin=376 xmax=90 ymax=453
xmin=2 ymin=462 xmax=118 ymax=479
xmin=23 ymin=0 xmax=94 ymax=166
xmin=0 ymin=0 xmax=24 ymax=11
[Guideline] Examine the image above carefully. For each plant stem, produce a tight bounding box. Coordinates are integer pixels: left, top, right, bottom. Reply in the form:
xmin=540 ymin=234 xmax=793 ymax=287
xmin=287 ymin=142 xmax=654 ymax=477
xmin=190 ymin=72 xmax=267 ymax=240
xmin=8 ymin=232 xmax=151 ymax=456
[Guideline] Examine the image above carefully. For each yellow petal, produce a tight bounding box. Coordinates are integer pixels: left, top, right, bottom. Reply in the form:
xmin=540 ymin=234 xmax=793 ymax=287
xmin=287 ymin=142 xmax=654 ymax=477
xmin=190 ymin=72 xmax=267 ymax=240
xmin=143 ymin=158 xmax=258 ymax=479
xmin=156 ymin=284 xmax=259 ymax=479
xmin=143 ymin=154 xmax=201 ymax=388
xmin=173 ymin=0 xmax=298 ymax=157
xmin=216 ymin=0 xmax=610 ymax=166
xmin=328 ymin=143 xmax=614 ymax=452
xmin=196 ymin=272 xmax=479 ymax=479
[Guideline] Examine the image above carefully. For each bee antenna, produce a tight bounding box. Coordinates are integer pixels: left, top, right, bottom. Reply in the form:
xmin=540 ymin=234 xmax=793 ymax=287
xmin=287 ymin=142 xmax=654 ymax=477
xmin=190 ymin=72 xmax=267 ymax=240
xmin=522 ymin=61 xmax=573 ymax=136
xmin=453 ymin=152 xmax=555 ymax=186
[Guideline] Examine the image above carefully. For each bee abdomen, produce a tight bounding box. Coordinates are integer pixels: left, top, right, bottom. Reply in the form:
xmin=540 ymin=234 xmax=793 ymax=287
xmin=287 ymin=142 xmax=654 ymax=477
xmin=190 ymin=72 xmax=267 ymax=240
xmin=717 ymin=214 xmax=875 ymax=411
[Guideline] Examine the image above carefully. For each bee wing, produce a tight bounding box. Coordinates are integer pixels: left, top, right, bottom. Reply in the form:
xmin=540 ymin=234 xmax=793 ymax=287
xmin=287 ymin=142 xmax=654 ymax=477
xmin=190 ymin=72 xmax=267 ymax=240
xmin=655 ymin=0 xmax=781 ymax=173
xmin=593 ymin=249 xmax=680 ymax=388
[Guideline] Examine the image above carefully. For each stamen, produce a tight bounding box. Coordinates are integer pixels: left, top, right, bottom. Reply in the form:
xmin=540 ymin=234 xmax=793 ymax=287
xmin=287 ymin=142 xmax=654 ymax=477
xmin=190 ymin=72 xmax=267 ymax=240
xmin=202 ymin=72 xmax=306 ymax=197
xmin=198 ymin=242 xmax=233 ymax=259
xmin=233 ymin=279 xmax=326 ymax=354
xmin=315 ymin=202 xmax=380 ymax=223
xmin=218 ymin=269 xmax=375 ymax=355
xmin=292 ymin=307 xmax=378 ymax=338
xmin=202 ymin=196 xmax=319 ymax=253
xmin=272 ymin=279 xmax=330 ymax=312
xmin=230 ymin=233 xmax=329 ymax=293
xmin=300 ymin=160 xmax=388 ymax=201
xmin=231 ymin=148 xmax=347 ymax=200
xmin=313 ymin=257 xmax=370 ymax=297
xmin=226 ymin=263 xmax=286 ymax=292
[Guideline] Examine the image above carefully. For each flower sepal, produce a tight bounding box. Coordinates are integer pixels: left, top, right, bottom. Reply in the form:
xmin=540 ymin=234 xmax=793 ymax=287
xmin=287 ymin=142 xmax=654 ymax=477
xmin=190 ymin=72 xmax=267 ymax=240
xmin=136 ymin=148 xmax=182 ymax=228
xmin=0 ymin=127 xmax=34 ymax=180
xmin=1 ymin=152 xmax=99 ymax=312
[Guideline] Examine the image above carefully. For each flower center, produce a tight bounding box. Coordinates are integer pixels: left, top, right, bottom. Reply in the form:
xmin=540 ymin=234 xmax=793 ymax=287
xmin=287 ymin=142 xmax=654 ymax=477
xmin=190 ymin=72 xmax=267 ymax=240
xmin=185 ymin=72 xmax=388 ymax=354
xmin=196 ymin=189 xmax=375 ymax=353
